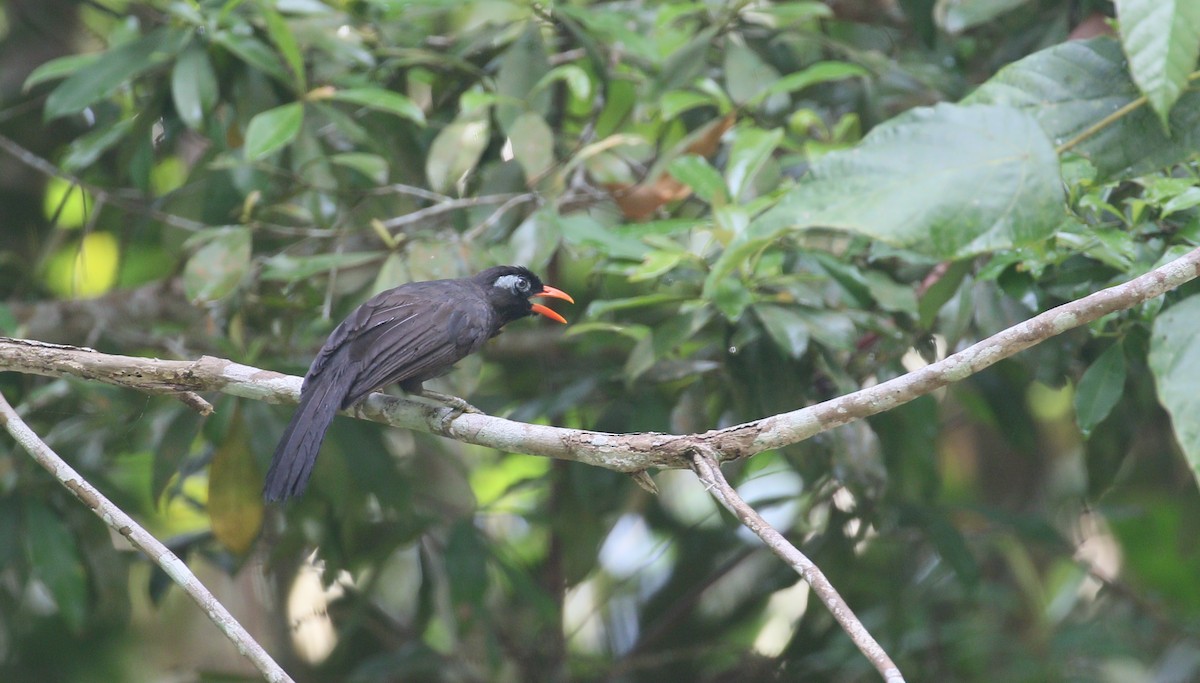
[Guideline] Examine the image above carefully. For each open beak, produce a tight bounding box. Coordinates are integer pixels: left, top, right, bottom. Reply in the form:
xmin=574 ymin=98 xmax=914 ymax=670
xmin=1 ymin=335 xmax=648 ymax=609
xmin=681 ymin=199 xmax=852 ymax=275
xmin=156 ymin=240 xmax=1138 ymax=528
xmin=530 ymin=285 xmax=574 ymax=324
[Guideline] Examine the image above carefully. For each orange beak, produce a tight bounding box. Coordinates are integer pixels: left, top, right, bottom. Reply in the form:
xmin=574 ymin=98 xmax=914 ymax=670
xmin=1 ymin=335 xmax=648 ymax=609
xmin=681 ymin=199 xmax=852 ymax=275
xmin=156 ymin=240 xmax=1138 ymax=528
xmin=530 ymin=285 xmax=574 ymax=324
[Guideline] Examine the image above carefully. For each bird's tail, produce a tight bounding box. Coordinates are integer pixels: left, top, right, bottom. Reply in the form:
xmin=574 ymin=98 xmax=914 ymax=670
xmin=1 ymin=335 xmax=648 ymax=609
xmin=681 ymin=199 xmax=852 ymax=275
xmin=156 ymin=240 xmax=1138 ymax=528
xmin=263 ymin=363 xmax=354 ymax=502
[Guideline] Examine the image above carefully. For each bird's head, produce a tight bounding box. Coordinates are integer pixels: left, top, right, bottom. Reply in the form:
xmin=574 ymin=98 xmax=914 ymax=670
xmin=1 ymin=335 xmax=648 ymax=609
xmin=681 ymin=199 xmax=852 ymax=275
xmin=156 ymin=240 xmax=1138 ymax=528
xmin=475 ymin=265 xmax=574 ymax=324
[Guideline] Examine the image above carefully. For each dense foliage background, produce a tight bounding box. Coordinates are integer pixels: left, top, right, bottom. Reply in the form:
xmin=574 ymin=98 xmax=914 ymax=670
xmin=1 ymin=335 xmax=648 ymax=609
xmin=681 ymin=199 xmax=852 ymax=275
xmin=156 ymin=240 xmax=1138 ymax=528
xmin=3 ymin=0 xmax=1200 ymax=680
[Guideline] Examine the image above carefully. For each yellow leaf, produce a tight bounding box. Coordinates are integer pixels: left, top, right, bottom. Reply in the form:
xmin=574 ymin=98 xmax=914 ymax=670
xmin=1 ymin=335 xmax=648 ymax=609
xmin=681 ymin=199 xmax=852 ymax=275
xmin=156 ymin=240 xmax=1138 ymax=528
xmin=44 ymin=232 xmax=119 ymax=298
xmin=208 ymin=410 xmax=264 ymax=555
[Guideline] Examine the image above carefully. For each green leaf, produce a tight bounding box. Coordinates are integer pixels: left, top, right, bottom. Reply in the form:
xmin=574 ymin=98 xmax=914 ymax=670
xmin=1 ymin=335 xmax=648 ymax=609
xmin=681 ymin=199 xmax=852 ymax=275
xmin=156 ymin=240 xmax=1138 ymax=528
xmin=1149 ymin=294 xmax=1200 ymax=488
xmin=171 ymin=43 xmax=219 ymax=130
xmin=724 ymin=43 xmax=780 ymax=106
xmin=243 ymin=102 xmax=304 ymax=160
xmin=425 ymin=116 xmax=490 ymax=194
xmin=495 ymin=23 xmax=552 ymax=131
xmin=24 ymin=502 xmax=87 ymax=632
xmin=754 ymin=304 xmax=811 ymax=358
xmin=44 ymin=29 xmax=182 ymax=119
xmin=533 ymin=64 xmax=592 ymax=100
xmin=668 ymin=155 xmax=729 ymax=205
xmin=1115 ymin=0 xmax=1200 ymax=125
xmin=60 ymin=118 xmax=136 ymax=172
xmin=726 ymin=127 xmax=784 ymax=200
xmin=23 ymin=53 xmax=100 ymax=92
xmin=260 ymin=5 xmax=306 ymax=91
xmin=755 ymin=61 xmax=869 ymax=103
xmin=711 ymin=276 xmax=753 ymax=320
xmin=261 ymin=251 xmax=381 ymax=282
xmin=752 ymin=103 xmax=1063 ymax=259
xmin=508 ymin=111 xmax=555 ymax=183
xmin=659 ymin=26 xmax=718 ymax=91
xmin=509 ymin=208 xmax=562 ymax=273
xmin=153 ymin=408 xmax=203 ymax=500
xmin=212 ymin=31 xmax=292 ymax=85
xmin=1075 ymin=343 xmax=1127 ymax=437
xmin=585 ymin=294 xmax=687 ymax=318
xmin=660 ymin=91 xmax=717 ymax=120
xmin=935 ymin=0 xmax=1034 ymax=33
xmin=558 ymin=213 xmax=648 ymax=260
xmin=329 ymin=152 xmax=389 ymax=184
xmin=183 ymin=227 xmax=251 ymax=302
xmin=628 ymin=250 xmax=685 ymax=282
xmin=330 ymin=87 xmax=426 ymax=124
xmin=968 ymin=38 xmax=1200 ymax=182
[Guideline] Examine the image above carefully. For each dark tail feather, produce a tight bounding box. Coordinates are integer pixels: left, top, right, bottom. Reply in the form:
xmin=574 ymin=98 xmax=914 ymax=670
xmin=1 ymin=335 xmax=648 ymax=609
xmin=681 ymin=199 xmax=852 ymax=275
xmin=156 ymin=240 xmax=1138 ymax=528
xmin=263 ymin=364 xmax=354 ymax=502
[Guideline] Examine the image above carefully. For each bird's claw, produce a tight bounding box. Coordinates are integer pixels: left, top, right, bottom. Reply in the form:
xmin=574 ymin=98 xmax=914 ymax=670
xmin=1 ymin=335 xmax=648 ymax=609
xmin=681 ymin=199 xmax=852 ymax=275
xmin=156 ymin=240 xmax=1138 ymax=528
xmin=416 ymin=389 xmax=483 ymax=429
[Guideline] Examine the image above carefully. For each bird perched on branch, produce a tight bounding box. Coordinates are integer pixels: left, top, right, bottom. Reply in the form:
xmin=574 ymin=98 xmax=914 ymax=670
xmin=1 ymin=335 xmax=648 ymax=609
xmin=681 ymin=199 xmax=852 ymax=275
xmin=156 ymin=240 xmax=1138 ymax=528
xmin=264 ymin=265 xmax=573 ymax=501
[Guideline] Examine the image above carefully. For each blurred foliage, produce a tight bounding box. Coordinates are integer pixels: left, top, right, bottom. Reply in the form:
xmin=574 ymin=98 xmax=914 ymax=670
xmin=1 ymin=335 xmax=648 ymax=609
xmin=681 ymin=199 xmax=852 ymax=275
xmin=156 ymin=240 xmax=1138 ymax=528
xmin=2 ymin=0 xmax=1200 ymax=681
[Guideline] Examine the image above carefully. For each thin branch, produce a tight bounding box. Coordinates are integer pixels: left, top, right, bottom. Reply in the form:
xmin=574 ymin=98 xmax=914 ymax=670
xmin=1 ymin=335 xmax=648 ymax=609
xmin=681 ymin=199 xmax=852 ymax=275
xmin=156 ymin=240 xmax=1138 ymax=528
xmin=2 ymin=246 xmax=1199 ymax=473
xmin=378 ymin=193 xmax=527 ymax=232
xmin=0 ymin=133 xmax=209 ymax=233
xmin=0 ymin=389 xmax=292 ymax=683
xmin=689 ymin=447 xmax=905 ymax=683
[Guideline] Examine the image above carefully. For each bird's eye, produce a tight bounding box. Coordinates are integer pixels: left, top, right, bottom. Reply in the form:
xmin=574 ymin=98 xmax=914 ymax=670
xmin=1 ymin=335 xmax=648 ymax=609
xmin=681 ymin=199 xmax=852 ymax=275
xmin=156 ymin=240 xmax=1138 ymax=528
xmin=516 ymin=277 xmax=531 ymax=293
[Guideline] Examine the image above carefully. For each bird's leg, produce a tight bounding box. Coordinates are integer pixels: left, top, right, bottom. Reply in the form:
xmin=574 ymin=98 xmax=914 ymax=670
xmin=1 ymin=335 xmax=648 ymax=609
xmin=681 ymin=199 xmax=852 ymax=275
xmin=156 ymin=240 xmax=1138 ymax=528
xmin=400 ymin=379 xmax=484 ymax=420
xmin=414 ymin=388 xmax=483 ymax=415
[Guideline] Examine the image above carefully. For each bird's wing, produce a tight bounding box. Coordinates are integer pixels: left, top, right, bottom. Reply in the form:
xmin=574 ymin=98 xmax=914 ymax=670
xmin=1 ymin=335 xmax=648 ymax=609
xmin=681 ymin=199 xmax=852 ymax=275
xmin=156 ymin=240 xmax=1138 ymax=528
xmin=335 ymin=288 xmax=494 ymax=408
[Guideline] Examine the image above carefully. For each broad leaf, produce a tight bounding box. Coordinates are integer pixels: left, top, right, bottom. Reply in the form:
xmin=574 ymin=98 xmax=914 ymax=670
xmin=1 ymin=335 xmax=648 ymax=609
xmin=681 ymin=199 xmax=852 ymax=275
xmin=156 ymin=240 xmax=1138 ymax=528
xmin=183 ymin=227 xmax=251 ymax=303
xmin=1115 ymin=0 xmax=1200 ymax=125
xmin=1074 ymin=343 xmax=1127 ymax=437
xmin=243 ymin=102 xmax=304 ymax=160
xmin=330 ymin=87 xmax=426 ymax=124
xmin=24 ymin=502 xmax=87 ymax=632
xmin=45 ymin=29 xmax=184 ymax=119
xmin=508 ymin=111 xmax=555 ymax=184
xmin=751 ymin=103 xmax=1063 ymax=259
xmin=171 ymin=43 xmax=219 ymax=130
xmin=208 ymin=411 xmax=264 ymax=555
xmin=969 ymin=38 xmax=1200 ymax=182
xmin=426 ymin=116 xmax=490 ymax=194
xmin=1148 ymin=294 xmax=1200 ymax=488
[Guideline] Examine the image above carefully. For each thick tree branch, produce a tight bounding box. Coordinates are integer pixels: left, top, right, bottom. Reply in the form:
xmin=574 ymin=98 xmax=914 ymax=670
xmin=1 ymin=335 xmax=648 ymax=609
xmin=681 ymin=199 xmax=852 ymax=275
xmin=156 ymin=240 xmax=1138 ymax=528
xmin=0 ymin=389 xmax=292 ymax=683
xmin=2 ymin=246 xmax=1199 ymax=472
xmin=690 ymin=448 xmax=905 ymax=683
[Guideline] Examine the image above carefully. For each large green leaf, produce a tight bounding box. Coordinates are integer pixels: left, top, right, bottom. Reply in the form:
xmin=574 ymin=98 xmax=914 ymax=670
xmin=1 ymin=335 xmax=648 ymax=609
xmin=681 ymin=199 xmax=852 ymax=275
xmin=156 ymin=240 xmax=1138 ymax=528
xmin=330 ymin=87 xmax=426 ymax=124
xmin=1149 ymin=294 xmax=1200 ymax=488
xmin=44 ymin=29 xmax=184 ymax=120
xmin=171 ymin=43 xmax=219 ymax=131
xmin=212 ymin=31 xmax=292 ymax=85
xmin=243 ymin=102 xmax=304 ymax=160
xmin=751 ymin=103 xmax=1062 ymax=259
xmin=426 ymin=115 xmax=490 ymax=194
xmin=24 ymin=502 xmax=87 ymax=632
xmin=934 ymin=0 xmax=1035 ymax=33
xmin=183 ymin=227 xmax=251 ymax=303
xmin=495 ymin=23 xmax=551 ymax=131
xmin=1074 ymin=343 xmax=1127 ymax=437
xmin=261 ymin=5 xmax=306 ymax=91
xmin=508 ymin=111 xmax=555 ymax=184
xmin=1115 ymin=0 xmax=1200 ymax=125
xmin=968 ymin=38 xmax=1200 ymax=182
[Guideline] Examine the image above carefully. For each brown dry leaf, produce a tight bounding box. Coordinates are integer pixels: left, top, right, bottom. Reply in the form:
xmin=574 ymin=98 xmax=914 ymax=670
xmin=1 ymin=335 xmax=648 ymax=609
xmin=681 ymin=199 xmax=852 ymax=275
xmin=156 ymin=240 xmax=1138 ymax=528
xmin=606 ymin=113 xmax=736 ymax=221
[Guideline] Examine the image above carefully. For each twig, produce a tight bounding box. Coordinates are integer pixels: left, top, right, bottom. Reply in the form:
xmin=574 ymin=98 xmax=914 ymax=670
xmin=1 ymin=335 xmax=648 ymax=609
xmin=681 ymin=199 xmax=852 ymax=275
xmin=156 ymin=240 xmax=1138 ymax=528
xmin=378 ymin=193 xmax=527 ymax=232
xmin=0 ymin=133 xmax=208 ymax=233
xmin=462 ymin=192 xmax=540 ymax=242
xmin=0 ymin=389 xmax=292 ymax=683
xmin=689 ymin=447 xmax=905 ymax=683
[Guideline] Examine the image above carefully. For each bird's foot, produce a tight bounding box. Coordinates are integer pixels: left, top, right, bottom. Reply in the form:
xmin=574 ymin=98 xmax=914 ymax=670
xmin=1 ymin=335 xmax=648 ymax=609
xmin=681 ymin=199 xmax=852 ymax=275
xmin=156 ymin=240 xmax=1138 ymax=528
xmin=415 ymin=389 xmax=483 ymax=425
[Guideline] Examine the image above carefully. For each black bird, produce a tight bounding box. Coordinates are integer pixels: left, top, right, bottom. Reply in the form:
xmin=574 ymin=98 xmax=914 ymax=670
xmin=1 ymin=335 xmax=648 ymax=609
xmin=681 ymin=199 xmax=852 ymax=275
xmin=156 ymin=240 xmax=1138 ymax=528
xmin=263 ymin=265 xmax=573 ymax=501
